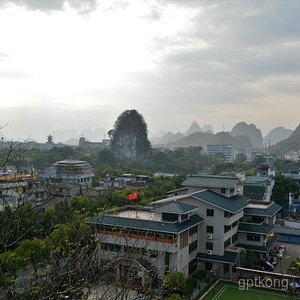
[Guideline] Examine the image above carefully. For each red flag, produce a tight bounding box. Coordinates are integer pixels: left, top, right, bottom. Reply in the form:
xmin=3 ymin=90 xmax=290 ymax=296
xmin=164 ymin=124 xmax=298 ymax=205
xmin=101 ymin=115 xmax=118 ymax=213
xmin=128 ymin=193 xmax=138 ymax=201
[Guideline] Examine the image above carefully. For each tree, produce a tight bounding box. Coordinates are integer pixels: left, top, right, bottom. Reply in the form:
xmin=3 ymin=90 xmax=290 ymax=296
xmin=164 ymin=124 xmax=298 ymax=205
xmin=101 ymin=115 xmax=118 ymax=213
xmin=272 ymin=174 xmax=300 ymax=207
xmin=163 ymin=272 xmax=186 ymax=295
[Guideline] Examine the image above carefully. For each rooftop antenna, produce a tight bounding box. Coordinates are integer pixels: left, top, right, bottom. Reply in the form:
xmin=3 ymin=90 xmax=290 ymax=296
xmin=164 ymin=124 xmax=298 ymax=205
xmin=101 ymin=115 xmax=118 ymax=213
xmin=222 ymin=123 xmax=225 ymax=132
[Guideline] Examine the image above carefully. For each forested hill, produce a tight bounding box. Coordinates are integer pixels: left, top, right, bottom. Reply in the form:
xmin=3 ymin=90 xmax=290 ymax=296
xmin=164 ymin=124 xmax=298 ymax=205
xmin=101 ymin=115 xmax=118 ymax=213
xmin=110 ymin=109 xmax=151 ymax=160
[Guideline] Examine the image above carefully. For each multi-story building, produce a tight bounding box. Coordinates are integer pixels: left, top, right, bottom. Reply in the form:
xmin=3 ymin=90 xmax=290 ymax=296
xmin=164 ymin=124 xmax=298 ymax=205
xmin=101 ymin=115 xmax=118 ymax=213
xmin=243 ymin=176 xmax=275 ymax=202
xmin=237 ymin=201 xmax=281 ymax=260
xmin=88 ymin=202 xmax=204 ymax=286
xmin=88 ymin=174 xmax=281 ymax=286
xmin=42 ymin=159 xmax=94 ymax=195
xmin=206 ymin=144 xmax=234 ymax=162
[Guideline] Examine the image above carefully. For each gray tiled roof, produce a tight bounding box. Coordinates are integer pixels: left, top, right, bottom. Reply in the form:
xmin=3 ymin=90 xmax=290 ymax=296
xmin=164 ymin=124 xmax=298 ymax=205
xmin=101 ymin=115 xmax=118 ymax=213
xmin=197 ymin=251 xmax=239 ymax=264
xmin=87 ymin=213 xmax=203 ymax=234
xmin=151 ymin=201 xmax=198 ymax=214
xmin=238 ymin=222 xmax=273 ymax=234
xmin=192 ymin=190 xmax=249 ymax=213
xmin=244 ymin=202 xmax=282 ymax=217
xmin=182 ymin=175 xmax=240 ymax=189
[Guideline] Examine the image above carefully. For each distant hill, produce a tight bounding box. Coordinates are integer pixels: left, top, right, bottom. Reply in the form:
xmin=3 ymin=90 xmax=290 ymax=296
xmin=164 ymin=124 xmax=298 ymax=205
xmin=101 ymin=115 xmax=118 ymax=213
xmin=185 ymin=121 xmax=202 ymax=136
xmin=264 ymin=127 xmax=293 ymax=146
xmin=167 ymin=131 xmax=253 ymax=149
xmin=151 ymin=132 xmax=184 ymax=145
xmin=271 ymin=124 xmax=300 ymax=154
xmin=63 ymin=138 xmax=79 ymax=146
xmin=231 ymin=122 xmax=263 ymax=149
xmin=203 ymin=124 xmax=214 ymax=133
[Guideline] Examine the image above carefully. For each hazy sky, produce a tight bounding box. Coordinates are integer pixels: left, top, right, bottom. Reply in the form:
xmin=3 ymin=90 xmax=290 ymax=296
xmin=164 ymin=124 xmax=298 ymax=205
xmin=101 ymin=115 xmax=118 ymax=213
xmin=0 ymin=0 xmax=300 ymax=142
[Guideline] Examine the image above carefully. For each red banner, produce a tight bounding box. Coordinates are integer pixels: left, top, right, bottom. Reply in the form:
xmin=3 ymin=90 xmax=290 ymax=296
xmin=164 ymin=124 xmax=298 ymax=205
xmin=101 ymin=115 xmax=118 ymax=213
xmin=128 ymin=193 xmax=138 ymax=201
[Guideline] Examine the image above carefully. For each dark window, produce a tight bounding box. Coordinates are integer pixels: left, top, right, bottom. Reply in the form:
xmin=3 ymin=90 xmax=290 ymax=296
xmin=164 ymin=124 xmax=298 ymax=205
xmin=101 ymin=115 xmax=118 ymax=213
xmin=232 ymin=232 xmax=238 ymax=244
xmin=206 ymin=242 xmax=213 ymax=251
xmin=207 ymin=209 xmax=214 ymax=217
xmin=224 ymin=225 xmax=231 ymax=233
xmin=221 ymin=188 xmax=226 ymax=194
xmin=189 ymin=240 xmax=198 ymax=253
xmin=189 ymin=225 xmax=198 ymax=236
xmin=206 ymin=225 xmax=214 ymax=233
xmin=205 ymin=262 xmax=213 ymax=271
xmin=224 ymin=211 xmax=231 ymax=218
xmin=224 ymin=237 xmax=231 ymax=249
xmin=162 ymin=213 xmax=178 ymax=222
xmin=189 ymin=259 xmax=198 ymax=276
xmin=181 ymin=213 xmax=188 ymax=221
xmin=232 ymin=220 xmax=239 ymax=228
xmin=247 ymin=234 xmax=260 ymax=242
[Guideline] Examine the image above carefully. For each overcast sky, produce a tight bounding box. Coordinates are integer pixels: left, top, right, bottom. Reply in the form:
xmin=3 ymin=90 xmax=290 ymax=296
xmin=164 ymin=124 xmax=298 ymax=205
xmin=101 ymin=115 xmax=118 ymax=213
xmin=0 ymin=0 xmax=300 ymax=142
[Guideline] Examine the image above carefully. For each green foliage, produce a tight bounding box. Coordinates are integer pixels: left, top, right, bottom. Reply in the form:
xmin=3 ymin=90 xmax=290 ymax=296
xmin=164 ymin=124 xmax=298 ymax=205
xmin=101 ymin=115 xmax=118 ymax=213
xmin=272 ymin=174 xmax=300 ymax=207
xmin=288 ymin=260 xmax=300 ymax=275
xmin=183 ymin=277 xmax=198 ymax=295
xmin=164 ymin=272 xmax=186 ymax=294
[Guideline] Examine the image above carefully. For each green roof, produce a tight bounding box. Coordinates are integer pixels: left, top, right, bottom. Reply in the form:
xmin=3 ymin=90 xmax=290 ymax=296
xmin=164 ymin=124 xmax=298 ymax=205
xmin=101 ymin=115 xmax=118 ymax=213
xmin=87 ymin=213 xmax=203 ymax=234
xmin=244 ymin=202 xmax=282 ymax=217
xmin=192 ymin=190 xmax=249 ymax=213
xmin=151 ymin=201 xmax=198 ymax=214
xmin=182 ymin=175 xmax=240 ymax=189
xmin=237 ymin=234 xmax=279 ymax=253
xmin=238 ymin=222 xmax=273 ymax=235
xmin=197 ymin=251 xmax=240 ymax=264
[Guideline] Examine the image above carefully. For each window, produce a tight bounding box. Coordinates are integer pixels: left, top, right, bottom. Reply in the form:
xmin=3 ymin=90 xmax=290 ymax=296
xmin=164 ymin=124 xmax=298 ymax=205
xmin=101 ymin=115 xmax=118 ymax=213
xmin=224 ymin=225 xmax=231 ymax=233
xmin=206 ymin=242 xmax=213 ymax=251
xmin=189 ymin=259 xmax=198 ymax=276
xmin=232 ymin=232 xmax=238 ymax=244
xmin=189 ymin=225 xmax=198 ymax=236
xmin=207 ymin=209 xmax=214 ymax=217
xmin=162 ymin=213 xmax=178 ymax=222
xmin=232 ymin=220 xmax=239 ymax=228
xmin=206 ymin=225 xmax=214 ymax=233
xmin=180 ymin=230 xmax=189 ymax=249
xmin=205 ymin=262 xmax=213 ymax=271
xmin=224 ymin=237 xmax=231 ymax=249
xmin=181 ymin=213 xmax=188 ymax=221
xmin=189 ymin=240 xmax=198 ymax=253
xmin=221 ymin=188 xmax=226 ymax=194
xmin=224 ymin=211 xmax=232 ymax=218
xmin=247 ymin=234 xmax=260 ymax=242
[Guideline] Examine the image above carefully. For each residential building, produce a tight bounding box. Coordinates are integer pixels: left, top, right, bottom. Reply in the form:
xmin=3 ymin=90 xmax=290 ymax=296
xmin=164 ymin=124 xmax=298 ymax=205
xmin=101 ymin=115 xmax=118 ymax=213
xmin=283 ymin=162 xmax=300 ymax=181
xmin=243 ymin=176 xmax=275 ymax=202
xmin=42 ymin=159 xmax=94 ymax=195
xmin=87 ymin=174 xmax=281 ymax=286
xmin=88 ymin=202 xmax=203 ymax=285
xmin=206 ymin=144 xmax=234 ymax=162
